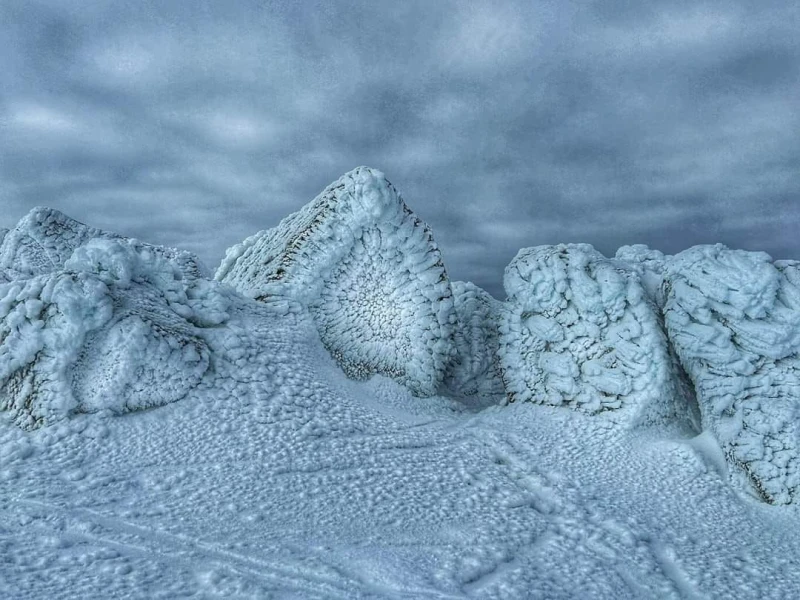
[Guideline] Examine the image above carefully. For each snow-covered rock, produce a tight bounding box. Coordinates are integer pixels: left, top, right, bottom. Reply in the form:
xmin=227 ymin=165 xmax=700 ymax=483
xmin=664 ymin=244 xmax=800 ymax=504
xmin=0 ymin=232 xmax=224 ymax=429
xmin=442 ymin=281 xmax=504 ymax=398
xmin=498 ymin=243 xmax=693 ymax=425
xmin=0 ymin=207 xmax=208 ymax=281
xmin=615 ymin=244 xmax=669 ymax=308
xmin=216 ymin=167 xmax=456 ymax=397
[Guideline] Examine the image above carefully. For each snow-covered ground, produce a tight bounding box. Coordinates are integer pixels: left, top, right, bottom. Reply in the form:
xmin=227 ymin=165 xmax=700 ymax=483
xmin=1 ymin=290 xmax=799 ymax=598
xmin=2 ymin=169 xmax=800 ymax=598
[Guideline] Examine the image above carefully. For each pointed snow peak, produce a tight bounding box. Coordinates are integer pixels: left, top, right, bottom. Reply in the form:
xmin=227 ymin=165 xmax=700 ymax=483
xmin=319 ymin=166 xmax=401 ymax=221
xmin=218 ymin=167 xmax=455 ymax=397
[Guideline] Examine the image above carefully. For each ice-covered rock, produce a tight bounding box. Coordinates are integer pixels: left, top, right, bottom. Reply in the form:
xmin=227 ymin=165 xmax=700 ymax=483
xmin=216 ymin=167 xmax=456 ymax=397
xmin=0 ymin=235 xmax=225 ymax=429
xmin=0 ymin=207 xmax=209 ymax=281
xmin=498 ymin=243 xmax=694 ymax=425
xmin=442 ymin=281 xmax=504 ymax=398
xmin=615 ymin=245 xmax=669 ymax=308
xmin=664 ymin=244 xmax=800 ymax=504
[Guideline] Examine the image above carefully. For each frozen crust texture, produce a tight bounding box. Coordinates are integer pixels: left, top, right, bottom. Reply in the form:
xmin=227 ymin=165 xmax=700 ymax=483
xmin=216 ymin=167 xmax=456 ymax=397
xmin=499 ymin=243 xmax=691 ymax=425
xmin=0 ymin=225 xmax=222 ymax=429
xmin=665 ymin=244 xmax=800 ymax=504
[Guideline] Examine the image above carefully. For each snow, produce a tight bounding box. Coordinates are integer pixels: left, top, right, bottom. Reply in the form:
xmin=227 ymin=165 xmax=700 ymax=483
xmin=1 ymin=281 xmax=799 ymax=598
xmin=216 ymin=167 xmax=456 ymax=397
xmin=442 ymin=281 xmax=505 ymax=399
xmin=664 ymin=244 xmax=800 ymax=505
xmin=1 ymin=191 xmax=799 ymax=597
xmin=0 ymin=207 xmax=209 ymax=281
xmin=0 ymin=234 xmax=221 ymax=429
xmin=498 ymin=244 xmax=696 ymax=427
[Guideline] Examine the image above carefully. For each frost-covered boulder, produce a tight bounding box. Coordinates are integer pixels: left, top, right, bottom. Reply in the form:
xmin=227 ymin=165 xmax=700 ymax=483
xmin=498 ymin=243 xmax=692 ymax=425
xmin=665 ymin=244 xmax=800 ymax=504
xmin=442 ymin=281 xmax=504 ymax=398
xmin=0 ymin=236 xmax=227 ymax=429
xmin=216 ymin=167 xmax=456 ymax=397
xmin=0 ymin=207 xmax=208 ymax=281
xmin=615 ymin=245 xmax=669 ymax=308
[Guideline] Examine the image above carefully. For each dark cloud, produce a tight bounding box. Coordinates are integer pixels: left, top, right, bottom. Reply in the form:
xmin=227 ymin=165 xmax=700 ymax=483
xmin=1 ymin=0 xmax=798 ymax=298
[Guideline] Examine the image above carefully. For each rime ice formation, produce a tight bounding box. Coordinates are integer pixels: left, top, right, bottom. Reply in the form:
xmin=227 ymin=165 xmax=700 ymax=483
xmin=498 ymin=243 xmax=692 ymax=425
xmin=664 ymin=244 xmax=800 ymax=505
xmin=615 ymin=244 xmax=669 ymax=308
xmin=0 ymin=226 xmax=225 ymax=429
xmin=0 ymin=207 xmax=208 ymax=281
xmin=443 ymin=281 xmax=504 ymax=398
xmin=216 ymin=167 xmax=456 ymax=397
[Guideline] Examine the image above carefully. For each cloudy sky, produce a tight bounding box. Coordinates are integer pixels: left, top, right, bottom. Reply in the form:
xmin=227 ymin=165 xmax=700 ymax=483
xmin=1 ymin=0 xmax=798 ymax=298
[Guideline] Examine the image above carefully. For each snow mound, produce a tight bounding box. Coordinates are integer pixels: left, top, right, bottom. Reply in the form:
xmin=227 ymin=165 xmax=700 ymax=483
xmin=0 ymin=237 xmax=225 ymax=429
xmin=0 ymin=207 xmax=209 ymax=280
xmin=442 ymin=281 xmax=504 ymax=398
xmin=216 ymin=167 xmax=456 ymax=397
xmin=498 ymin=243 xmax=692 ymax=425
xmin=664 ymin=244 xmax=800 ymax=504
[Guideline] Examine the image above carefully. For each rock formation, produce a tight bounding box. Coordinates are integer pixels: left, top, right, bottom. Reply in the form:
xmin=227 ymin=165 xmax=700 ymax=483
xmin=216 ymin=167 xmax=456 ymax=397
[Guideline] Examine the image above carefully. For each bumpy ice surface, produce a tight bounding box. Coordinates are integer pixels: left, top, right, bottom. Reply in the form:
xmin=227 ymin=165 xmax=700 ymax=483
xmin=0 ymin=207 xmax=207 ymax=281
xmin=1 ymin=273 xmax=799 ymax=598
xmin=665 ymin=244 xmax=800 ymax=504
xmin=499 ymin=244 xmax=694 ymax=426
xmin=0 ymin=211 xmax=222 ymax=429
xmin=216 ymin=167 xmax=455 ymax=397
xmin=443 ymin=281 xmax=505 ymax=399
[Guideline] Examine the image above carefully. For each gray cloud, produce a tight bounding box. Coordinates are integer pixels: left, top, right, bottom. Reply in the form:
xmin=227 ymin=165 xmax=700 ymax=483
xmin=1 ymin=0 xmax=798 ymax=298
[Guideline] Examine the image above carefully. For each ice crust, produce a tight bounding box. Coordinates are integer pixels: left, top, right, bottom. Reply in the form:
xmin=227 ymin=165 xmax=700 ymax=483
xmin=0 ymin=207 xmax=209 ymax=281
xmin=0 ymin=218 xmax=226 ymax=429
xmin=498 ymin=244 xmax=693 ymax=425
xmin=442 ymin=281 xmax=505 ymax=398
xmin=216 ymin=167 xmax=456 ymax=397
xmin=664 ymin=244 xmax=800 ymax=504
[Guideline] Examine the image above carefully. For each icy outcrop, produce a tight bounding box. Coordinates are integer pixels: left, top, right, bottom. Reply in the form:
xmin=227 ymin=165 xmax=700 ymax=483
xmin=498 ymin=244 xmax=692 ymax=425
xmin=0 ymin=207 xmax=208 ymax=280
xmin=442 ymin=281 xmax=504 ymax=398
xmin=615 ymin=245 xmax=669 ymax=308
xmin=664 ymin=244 xmax=800 ymax=504
xmin=216 ymin=167 xmax=455 ymax=397
xmin=0 ymin=235 xmax=227 ymax=429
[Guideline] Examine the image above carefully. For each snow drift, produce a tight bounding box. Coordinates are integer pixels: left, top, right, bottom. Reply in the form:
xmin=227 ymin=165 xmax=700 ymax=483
xmin=664 ymin=244 xmax=800 ymax=505
xmin=498 ymin=243 xmax=694 ymax=426
xmin=216 ymin=167 xmax=456 ymax=397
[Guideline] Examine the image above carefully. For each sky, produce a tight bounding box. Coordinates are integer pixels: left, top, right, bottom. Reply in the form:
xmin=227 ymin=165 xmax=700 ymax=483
xmin=1 ymin=0 xmax=798 ymax=298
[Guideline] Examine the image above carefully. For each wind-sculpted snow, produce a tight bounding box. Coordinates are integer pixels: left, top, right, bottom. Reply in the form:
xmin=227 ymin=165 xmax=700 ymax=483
xmin=0 ymin=236 xmax=225 ymax=429
xmin=216 ymin=167 xmax=455 ymax=397
xmin=664 ymin=244 xmax=800 ymax=504
xmin=498 ymin=244 xmax=693 ymax=425
xmin=0 ymin=207 xmax=208 ymax=280
xmin=442 ymin=281 xmax=504 ymax=398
